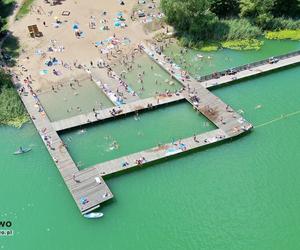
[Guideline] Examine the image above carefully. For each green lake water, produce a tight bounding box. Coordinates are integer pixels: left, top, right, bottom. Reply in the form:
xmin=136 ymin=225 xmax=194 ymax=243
xmin=60 ymin=102 xmax=215 ymax=169
xmin=164 ymin=39 xmax=300 ymax=78
xmin=1 ymin=40 xmax=300 ymax=250
xmin=38 ymin=77 xmax=113 ymax=121
xmin=114 ymin=53 xmax=182 ymax=98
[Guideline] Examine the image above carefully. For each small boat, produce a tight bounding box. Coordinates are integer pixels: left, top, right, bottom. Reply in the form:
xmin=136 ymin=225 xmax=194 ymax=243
xmin=13 ymin=147 xmax=32 ymax=155
xmin=83 ymin=212 xmax=104 ymax=219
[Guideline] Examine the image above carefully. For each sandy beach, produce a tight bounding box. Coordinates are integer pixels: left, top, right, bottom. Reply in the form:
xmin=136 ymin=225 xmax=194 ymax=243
xmin=9 ymin=0 xmax=165 ymax=91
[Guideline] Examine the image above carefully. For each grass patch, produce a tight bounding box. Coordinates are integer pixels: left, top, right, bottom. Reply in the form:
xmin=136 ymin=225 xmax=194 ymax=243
xmin=199 ymin=43 xmax=219 ymax=52
xmin=214 ymin=19 xmax=262 ymax=41
xmin=15 ymin=0 xmax=35 ymax=20
xmin=0 ymin=70 xmax=28 ymax=127
xmin=265 ymin=29 xmax=300 ymax=40
xmin=176 ymin=18 xmax=263 ymax=51
xmin=0 ymin=87 xmax=29 ymax=127
xmin=177 ymin=37 xmax=263 ymax=51
xmin=264 ymin=18 xmax=300 ymax=31
xmin=221 ymin=39 xmax=263 ymax=51
xmin=0 ymin=1 xmax=29 ymax=127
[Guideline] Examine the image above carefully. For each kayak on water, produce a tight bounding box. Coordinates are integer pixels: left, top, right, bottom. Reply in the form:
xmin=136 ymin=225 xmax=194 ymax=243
xmin=13 ymin=146 xmax=32 ymax=155
xmin=83 ymin=212 xmax=104 ymax=219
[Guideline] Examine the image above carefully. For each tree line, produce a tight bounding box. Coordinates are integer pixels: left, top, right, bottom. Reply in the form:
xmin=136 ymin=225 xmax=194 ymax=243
xmin=0 ymin=0 xmax=16 ymax=34
xmin=0 ymin=0 xmax=28 ymax=127
xmin=161 ymin=0 xmax=300 ymax=41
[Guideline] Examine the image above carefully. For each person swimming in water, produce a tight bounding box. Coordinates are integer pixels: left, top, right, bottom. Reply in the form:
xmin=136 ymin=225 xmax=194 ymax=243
xmin=112 ymin=141 xmax=119 ymax=149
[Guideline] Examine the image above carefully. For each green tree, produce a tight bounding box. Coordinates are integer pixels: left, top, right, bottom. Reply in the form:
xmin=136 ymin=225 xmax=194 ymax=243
xmin=0 ymin=0 xmax=16 ymax=31
xmin=161 ymin=0 xmax=217 ymax=40
xmin=211 ymin=0 xmax=240 ymax=18
xmin=0 ymin=70 xmax=13 ymax=89
xmin=272 ymin=0 xmax=300 ymax=18
xmin=0 ymin=16 xmax=4 ymax=31
xmin=239 ymin=0 xmax=274 ymax=28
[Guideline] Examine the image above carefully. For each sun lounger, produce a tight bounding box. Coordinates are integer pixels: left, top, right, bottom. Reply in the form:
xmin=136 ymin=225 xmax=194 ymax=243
xmin=62 ymin=11 xmax=70 ymax=16
xmin=28 ymin=25 xmax=43 ymax=38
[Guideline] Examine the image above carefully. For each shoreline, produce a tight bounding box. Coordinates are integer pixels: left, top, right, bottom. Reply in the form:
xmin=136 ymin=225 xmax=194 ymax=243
xmin=171 ymin=33 xmax=300 ymax=52
xmin=0 ymin=115 xmax=29 ymax=128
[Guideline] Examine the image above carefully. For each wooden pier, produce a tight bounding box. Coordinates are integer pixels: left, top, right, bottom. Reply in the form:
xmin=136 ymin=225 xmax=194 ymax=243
xmin=90 ymin=67 xmax=140 ymax=104
xmin=200 ymin=53 xmax=300 ymax=89
xmin=77 ymin=129 xmax=228 ymax=178
xmin=142 ymin=44 xmax=252 ymax=136
xmin=51 ymin=94 xmax=184 ymax=131
xmin=14 ymin=44 xmax=300 ymax=214
xmin=17 ymin=82 xmax=113 ymax=214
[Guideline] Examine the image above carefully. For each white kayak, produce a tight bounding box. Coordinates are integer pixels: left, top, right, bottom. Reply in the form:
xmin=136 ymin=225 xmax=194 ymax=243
xmin=83 ymin=212 xmax=104 ymax=219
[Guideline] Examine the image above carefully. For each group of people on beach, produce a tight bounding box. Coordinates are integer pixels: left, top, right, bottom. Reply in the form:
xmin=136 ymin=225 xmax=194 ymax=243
xmin=3 ymin=0 xmax=254 ymax=177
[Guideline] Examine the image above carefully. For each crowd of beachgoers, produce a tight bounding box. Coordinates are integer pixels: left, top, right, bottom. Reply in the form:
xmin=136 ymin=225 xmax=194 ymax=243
xmin=1 ymin=0 xmax=252 ymax=171
xmin=4 ymin=0 xmax=179 ymax=119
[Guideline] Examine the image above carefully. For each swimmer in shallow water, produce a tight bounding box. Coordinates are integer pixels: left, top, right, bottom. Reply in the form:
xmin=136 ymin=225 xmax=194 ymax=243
xmin=238 ymin=109 xmax=244 ymax=114
xmin=76 ymin=161 xmax=84 ymax=167
xmin=108 ymin=140 xmax=119 ymax=150
xmin=134 ymin=111 xmax=140 ymax=120
xmin=77 ymin=129 xmax=87 ymax=135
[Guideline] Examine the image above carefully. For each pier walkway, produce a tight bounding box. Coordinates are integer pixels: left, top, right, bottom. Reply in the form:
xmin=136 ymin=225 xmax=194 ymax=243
xmin=90 ymin=67 xmax=140 ymax=104
xmin=74 ymin=45 xmax=254 ymax=193
xmin=200 ymin=52 xmax=300 ymax=89
xmin=142 ymin=44 xmax=252 ymax=136
xmin=51 ymin=94 xmax=184 ymax=131
xmin=16 ymin=81 xmax=113 ymax=214
xmin=77 ymin=129 xmax=228 ymax=178
xmin=143 ymin=44 xmax=300 ymax=91
xmin=13 ymin=43 xmax=300 ymax=215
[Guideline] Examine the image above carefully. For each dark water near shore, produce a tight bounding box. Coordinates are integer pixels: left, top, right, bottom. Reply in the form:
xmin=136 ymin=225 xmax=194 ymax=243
xmin=1 ymin=40 xmax=300 ymax=250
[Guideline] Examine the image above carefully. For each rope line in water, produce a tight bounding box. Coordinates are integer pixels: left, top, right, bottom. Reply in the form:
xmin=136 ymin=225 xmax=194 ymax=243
xmin=254 ymin=110 xmax=300 ymax=128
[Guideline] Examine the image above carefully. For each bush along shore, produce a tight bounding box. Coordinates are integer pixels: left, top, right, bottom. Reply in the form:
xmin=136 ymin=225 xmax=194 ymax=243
xmin=161 ymin=0 xmax=300 ymax=51
xmin=178 ymin=38 xmax=264 ymax=52
xmin=265 ymin=29 xmax=300 ymax=40
xmin=0 ymin=0 xmax=29 ymax=127
xmin=0 ymin=70 xmax=29 ymax=127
